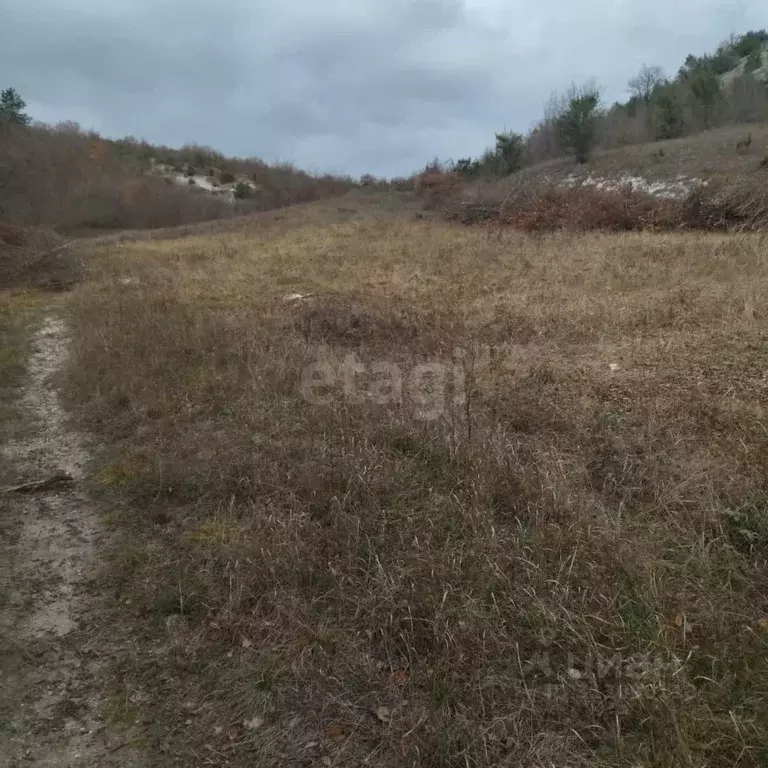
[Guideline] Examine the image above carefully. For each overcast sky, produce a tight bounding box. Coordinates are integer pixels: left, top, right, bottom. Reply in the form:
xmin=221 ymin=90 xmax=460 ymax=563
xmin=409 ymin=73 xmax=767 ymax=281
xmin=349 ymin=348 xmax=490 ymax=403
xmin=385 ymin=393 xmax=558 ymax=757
xmin=1 ymin=1 xmax=764 ymax=177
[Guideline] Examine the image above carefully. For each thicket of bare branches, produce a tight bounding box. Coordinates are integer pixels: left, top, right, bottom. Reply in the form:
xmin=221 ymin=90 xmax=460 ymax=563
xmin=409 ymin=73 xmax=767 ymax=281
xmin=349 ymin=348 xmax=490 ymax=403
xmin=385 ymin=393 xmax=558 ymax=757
xmin=0 ymin=123 xmax=355 ymax=233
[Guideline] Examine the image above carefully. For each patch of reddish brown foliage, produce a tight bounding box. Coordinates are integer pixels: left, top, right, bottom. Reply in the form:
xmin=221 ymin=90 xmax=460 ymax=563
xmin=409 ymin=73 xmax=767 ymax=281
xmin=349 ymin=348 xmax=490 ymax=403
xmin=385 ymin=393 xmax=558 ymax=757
xmin=434 ymin=174 xmax=768 ymax=233
xmin=503 ymin=187 xmax=679 ymax=232
xmin=413 ymin=170 xmax=464 ymax=210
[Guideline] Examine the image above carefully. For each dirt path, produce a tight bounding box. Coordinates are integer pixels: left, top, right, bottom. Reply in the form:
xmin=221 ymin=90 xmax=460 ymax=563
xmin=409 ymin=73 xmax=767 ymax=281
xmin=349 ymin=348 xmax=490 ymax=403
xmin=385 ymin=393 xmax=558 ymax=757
xmin=0 ymin=317 xmax=148 ymax=767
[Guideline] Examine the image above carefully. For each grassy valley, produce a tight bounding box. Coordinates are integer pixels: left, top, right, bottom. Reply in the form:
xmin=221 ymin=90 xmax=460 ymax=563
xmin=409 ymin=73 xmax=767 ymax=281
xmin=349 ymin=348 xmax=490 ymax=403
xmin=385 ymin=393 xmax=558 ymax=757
xmin=2 ymin=27 xmax=768 ymax=768
xmin=54 ymin=192 xmax=768 ymax=766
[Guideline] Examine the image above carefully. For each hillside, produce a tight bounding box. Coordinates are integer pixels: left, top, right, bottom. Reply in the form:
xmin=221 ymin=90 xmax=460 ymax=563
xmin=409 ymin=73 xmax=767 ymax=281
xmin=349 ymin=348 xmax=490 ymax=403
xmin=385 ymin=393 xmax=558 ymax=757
xmin=453 ymin=31 xmax=768 ymax=180
xmin=0 ymin=120 xmax=356 ymax=235
xmin=415 ymin=123 xmax=768 ymax=234
xmin=721 ymin=42 xmax=768 ymax=85
xmin=528 ymin=123 xmax=768 ymax=190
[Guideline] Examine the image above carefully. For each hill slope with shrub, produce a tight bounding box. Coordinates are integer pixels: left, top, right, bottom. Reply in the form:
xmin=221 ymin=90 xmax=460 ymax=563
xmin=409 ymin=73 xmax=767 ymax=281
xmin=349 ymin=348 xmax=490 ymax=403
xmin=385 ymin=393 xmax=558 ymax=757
xmin=0 ymin=118 xmax=356 ymax=235
xmin=452 ymin=30 xmax=768 ymax=179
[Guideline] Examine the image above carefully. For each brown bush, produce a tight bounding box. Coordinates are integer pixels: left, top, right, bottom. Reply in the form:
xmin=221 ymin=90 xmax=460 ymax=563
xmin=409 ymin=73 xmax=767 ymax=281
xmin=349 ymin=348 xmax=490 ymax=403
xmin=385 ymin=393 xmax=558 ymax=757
xmin=447 ymin=177 xmax=677 ymax=232
xmin=446 ymin=176 xmax=543 ymax=224
xmin=70 ymin=176 xmax=236 ymax=230
xmin=0 ymin=224 xmax=81 ymax=290
xmin=413 ymin=170 xmax=464 ymax=210
xmin=681 ymin=176 xmax=768 ymax=231
xmin=448 ymin=174 xmax=768 ymax=233
xmin=505 ymin=186 xmax=677 ymax=232
xmin=0 ymin=123 xmax=356 ymax=233
xmin=389 ymin=176 xmax=415 ymax=192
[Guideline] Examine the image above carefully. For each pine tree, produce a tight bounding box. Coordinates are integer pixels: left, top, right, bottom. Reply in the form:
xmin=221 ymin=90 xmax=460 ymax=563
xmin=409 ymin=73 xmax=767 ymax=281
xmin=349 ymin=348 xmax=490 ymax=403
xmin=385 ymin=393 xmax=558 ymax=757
xmin=653 ymin=85 xmax=685 ymax=139
xmin=0 ymin=88 xmax=31 ymax=125
xmin=555 ymin=83 xmax=602 ymax=164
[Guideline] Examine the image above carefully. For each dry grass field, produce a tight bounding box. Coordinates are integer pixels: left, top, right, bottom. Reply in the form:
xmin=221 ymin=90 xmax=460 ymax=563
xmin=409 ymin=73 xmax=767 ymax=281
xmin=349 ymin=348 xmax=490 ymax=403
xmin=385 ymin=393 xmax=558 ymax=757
xmin=0 ymin=289 xmax=50 ymax=445
xmin=58 ymin=192 xmax=768 ymax=766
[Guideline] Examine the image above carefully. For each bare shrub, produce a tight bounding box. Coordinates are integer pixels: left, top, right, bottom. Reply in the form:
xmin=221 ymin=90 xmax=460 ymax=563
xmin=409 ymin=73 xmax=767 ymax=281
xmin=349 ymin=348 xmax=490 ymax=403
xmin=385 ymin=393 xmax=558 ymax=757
xmin=446 ymin=175 xmax=545 ymax=224
xmin=413 ymin=170 xmax=464 ymax=210
xmin=71 ymin=176 xmax=235 ymax=230
xmin=447 ymin=174 xmax=768 ymax=233
xmin=505 ymin=186 xmax=677 ymax=232
xmin=681 ymin=176 xmax=768 ymax=231
xmin=0 ymin=123 xmax=356 ymax=233
xmin=389 ymin=177 xmax=414 ymax=192
xmin=0 ymin=224 xmax=81 ymax=290
xmin=445 ymin=176 xmax=677 ymax=232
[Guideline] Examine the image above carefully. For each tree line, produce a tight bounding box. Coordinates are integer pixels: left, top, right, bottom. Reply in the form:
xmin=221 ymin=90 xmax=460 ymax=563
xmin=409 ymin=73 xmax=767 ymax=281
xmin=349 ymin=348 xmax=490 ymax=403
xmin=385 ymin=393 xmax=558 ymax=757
xmin=452 ymin=29 xmax=768 ymax=178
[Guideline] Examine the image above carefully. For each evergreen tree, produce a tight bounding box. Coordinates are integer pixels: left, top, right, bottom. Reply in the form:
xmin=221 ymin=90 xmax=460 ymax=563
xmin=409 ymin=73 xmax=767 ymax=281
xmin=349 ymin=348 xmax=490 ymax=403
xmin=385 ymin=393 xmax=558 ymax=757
xmin=0 ymin=88 xmax=31 ymax=125
xmin=555 ymin=83 xmax=602 ymax=163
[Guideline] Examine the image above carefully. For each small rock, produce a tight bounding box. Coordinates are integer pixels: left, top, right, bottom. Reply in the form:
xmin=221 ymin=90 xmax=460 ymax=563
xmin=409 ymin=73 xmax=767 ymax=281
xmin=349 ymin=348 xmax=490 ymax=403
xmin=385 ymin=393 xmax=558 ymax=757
xmin=244 ymin=715 xmax=264 ymax=731
xmin=326 ymin=724 xmax=345 ymax=743
xmin=282 ymin=292 xmax=313 ymax=302
xmin=375 ymin=706 xmax=392 ymax=723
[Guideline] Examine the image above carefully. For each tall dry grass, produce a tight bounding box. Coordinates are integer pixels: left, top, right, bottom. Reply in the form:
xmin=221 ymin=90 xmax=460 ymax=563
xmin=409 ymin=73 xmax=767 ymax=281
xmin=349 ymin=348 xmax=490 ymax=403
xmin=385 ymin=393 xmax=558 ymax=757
xmin=65 ymin=200 xmax=768 ymax=767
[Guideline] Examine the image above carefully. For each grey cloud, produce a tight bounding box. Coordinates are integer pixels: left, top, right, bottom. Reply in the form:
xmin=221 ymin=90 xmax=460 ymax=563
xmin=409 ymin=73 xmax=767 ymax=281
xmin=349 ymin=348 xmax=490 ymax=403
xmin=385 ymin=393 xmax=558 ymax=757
xmin=1 ymin=0 xmax=765 ymax=176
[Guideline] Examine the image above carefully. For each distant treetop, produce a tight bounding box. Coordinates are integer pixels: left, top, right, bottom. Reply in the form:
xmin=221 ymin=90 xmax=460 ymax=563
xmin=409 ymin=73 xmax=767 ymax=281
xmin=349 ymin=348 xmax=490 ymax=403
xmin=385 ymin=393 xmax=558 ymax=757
xmin=0 ymin=88 xmax=31 ymax=125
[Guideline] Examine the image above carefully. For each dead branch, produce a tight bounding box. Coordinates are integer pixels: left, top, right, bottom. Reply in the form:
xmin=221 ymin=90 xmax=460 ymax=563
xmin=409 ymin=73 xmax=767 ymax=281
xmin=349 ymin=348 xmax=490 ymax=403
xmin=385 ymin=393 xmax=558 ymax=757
xmin=0 ymin=472 xmax=74 ymax=495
